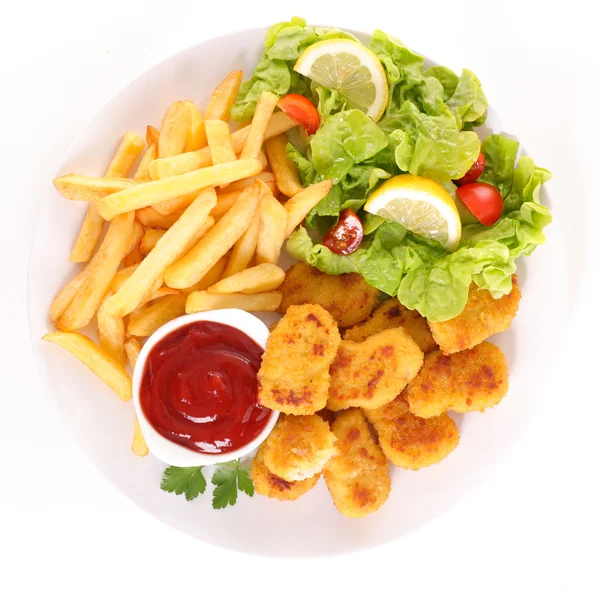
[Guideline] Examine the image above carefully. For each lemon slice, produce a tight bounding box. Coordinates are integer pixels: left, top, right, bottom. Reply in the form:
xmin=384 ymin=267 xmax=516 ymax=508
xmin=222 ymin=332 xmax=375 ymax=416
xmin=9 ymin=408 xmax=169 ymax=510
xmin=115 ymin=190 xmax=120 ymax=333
xmin=364 ymin=175 xmax=462 ymax=252
xmin=294 ymin=39 xmax=388 ymax=121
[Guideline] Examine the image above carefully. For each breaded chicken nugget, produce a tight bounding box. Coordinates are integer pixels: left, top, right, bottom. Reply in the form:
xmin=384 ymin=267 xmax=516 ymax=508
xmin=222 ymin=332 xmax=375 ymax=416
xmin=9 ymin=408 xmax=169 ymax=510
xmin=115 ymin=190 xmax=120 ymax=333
xmin=405 ymin=341 xmax=509 ymax=418
xmin=278 ymin=262 xmax=379 ymax=327
xmin=428 ymin=275 xmax=521 ymax=354
xmin=258 ymin=304 xmax=340 ymax=415
xmin=327 ymin=328 xmax=424 ymax=411
xmin=263 ymin=415 xmax=337 ymax=481
xmin=324 ymin=409 xmax=391 ymax=518
xmin=364 ymin=396 xmax=459 ymax=470
xmin=344 ymin=298 xmax=437 ymax=353
xmin=252 ymin=446 xmax=320 ymax=501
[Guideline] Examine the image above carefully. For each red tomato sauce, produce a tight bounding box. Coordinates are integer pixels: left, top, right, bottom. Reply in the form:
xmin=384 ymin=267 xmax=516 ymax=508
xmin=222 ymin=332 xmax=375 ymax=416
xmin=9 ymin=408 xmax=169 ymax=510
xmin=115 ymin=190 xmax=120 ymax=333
xmin=140 ymin=321 xmax=271 ymax=454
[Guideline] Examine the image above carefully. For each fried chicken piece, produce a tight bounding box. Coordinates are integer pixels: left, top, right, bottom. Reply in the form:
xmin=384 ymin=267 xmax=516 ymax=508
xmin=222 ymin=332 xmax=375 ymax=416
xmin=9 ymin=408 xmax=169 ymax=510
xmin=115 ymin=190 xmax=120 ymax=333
xmin=364 ymin=396 xmax=459 ymax=470
xmin=278 ymin=262 xmax=380 ymax=327
xmin=258 ymin=304 xmax=340 ymax=415
xmin=262 ymin=414 xmax=338 ymax=481
xmin=324 ymin=409 xmax=391 ymax=518
xmin=405 ymin=341 xmax=509 ymax=418
xmin=428 ymin=275 xmax=521 ymax=354
xmin=344 ymin=298 xmax=437 ymax=353
xmin=327 ymin=328 xmax=424 ymax=411
xmin=252 ymin=446 xmax=320 ymax=501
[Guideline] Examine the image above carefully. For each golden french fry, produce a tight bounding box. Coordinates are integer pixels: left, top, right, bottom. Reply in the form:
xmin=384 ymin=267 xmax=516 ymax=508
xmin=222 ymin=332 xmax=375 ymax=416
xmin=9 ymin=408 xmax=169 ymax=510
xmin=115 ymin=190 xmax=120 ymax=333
xmin=152 ymin=193 xmax=198 ymax=215
xmin=165 ymin=184 xmax=260 ymax=289
xmin=140 ymin=229 xmax=165 ymax=254
xmin=226 ymin=171 xmax=277 ymax=194
xmin=205 ymin=71 xmax=243 ymax=121
xmin=124 ymin=244 xmax=144 ymax=267
xmin=136 ymin=275 xmax=166 ymax=308
xmin=265 ymin=134 xmax=304 ymax=197
xmin=127 ymin=294 xmax=187 ymax=337
xmin=97 ymin=293 xmax=127 ymax=366
xmin=57 ymin=212 xmax=135 ymax=331
xmin=54 ymin=175 xmax=138 ymax=202
xmin=50 ymin=262 xmax=92 ymax=323
xmin=145 ymin=286 xmax=179 ymax=302
xmin=205 ymin=120 xmax=236 ymax=166
xmin=183 ymin=101 xmax=207 ymax=152
xmin=183 ymin=256 xmax=228 ymax=293
xmin=97 ymin=158 xmax=261 ymax=220
xmin=103 ymin=189 xmax=217 ymax=318
xmin=186 ymin=291 xmax=282 ymax=314
xmin=158 ymin=101 xmax=192 ymax=158
xmin=105 ymin=132 xmax=146 ymax=177
xmin=256 ymin=192 xmax=288 ymax=265
xmin=241 ymin=92 xmax=279 ymax=161
xmin=223 ymin=208 xmax=260 ymax=277
xmin=134 ymin=143 xmax=158 ymax=180
xmin=210 ymin=190 xmax=241 ymax=221
xmin=259 ymin=149 xmax=269 ymax=171
xmin=124 ymin=337 xmax=141 ymax=369
xmin=148 ymin=112 xmax=297 ymax=179
xmin=146 ymin=125 xmax=160 ymax=147
xmin=125 ymin=221 xmax=145 ymax=256
xmin=43 ymin=331 xmax=132 ymax=401
xmin=208 ymin=263 xmax=285 ymax=294
xmin=131 ymin=418 xmax=149 ymax=457
xmin=284 ymin=180 xmax=333 ymax=236
xmin=136 ymin=206 xmax=185 ymax=229
xmin=110 ymin=265 xmax=138 ymax=293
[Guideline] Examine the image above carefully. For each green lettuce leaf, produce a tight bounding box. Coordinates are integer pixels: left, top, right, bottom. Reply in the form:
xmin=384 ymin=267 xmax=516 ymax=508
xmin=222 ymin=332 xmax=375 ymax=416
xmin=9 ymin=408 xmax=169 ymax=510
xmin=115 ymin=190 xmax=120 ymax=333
xmin=422 ymin=66 xmax=459 ymax=101
xmin=446 ymin=69 xmax=488 ymax=129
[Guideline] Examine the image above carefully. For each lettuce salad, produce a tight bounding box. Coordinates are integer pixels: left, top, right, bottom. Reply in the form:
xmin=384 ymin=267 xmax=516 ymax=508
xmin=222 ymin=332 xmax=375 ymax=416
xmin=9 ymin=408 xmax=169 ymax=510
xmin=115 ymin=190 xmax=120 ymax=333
xmin=231 ymin=17 xmax=552 ymax=321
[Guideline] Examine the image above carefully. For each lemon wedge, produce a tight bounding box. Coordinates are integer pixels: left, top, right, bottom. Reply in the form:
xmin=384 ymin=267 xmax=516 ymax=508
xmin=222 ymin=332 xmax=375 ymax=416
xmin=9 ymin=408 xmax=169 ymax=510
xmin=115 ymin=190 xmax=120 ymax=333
xmin=364 ymin=175 xmax=462 ymax=252
xmin=294 ymin=39 xmax=388 ymax=121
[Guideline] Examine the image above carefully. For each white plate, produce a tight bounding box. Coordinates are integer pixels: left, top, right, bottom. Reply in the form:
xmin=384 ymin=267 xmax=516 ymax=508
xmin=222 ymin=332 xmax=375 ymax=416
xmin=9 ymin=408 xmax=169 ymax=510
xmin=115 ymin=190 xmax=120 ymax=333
xmin=28 ymin=26 xmax=570 ymax=557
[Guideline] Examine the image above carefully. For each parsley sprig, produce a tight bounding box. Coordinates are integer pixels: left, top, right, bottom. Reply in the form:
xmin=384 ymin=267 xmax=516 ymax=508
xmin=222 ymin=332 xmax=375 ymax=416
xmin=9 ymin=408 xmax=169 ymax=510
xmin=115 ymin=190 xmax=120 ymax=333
xmin=160 ymin=459 xmax=254 ymax=509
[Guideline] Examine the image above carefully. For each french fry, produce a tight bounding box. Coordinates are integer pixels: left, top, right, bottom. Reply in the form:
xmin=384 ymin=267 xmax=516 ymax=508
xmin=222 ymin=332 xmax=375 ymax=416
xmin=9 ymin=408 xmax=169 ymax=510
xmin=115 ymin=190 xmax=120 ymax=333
xmin=241 ymin=92 xmax=279 ymax=161
xmin=151 ymin=192 xmax=198 ymax=215
xmin=148 ymin=112 xmax=297 ymax=179
xmin=110 ymin=265 xmax=138 ymax=293
xmin=165 ymin=184 xmax=260 ymax=289
xmin=184 ymin=101 xmax=207 ymax=152
xmin=97 ymin=158 xmax=261 ymax=220
xmin=124 ymin=244 xmax=144 ymax=267
xmin=127 ymin=294 xmax=187 ymax=337
xmin=43 ymin=331 xmax=132 ymax=401
xmin=134 ymin=143 xmax=158 ymax=180
xmin=136 ymin=206 xmax=185 ymax=229
xmin=131 ymin=419 xmax=149 ymax=457
xmin=205 ymin=120 xmax=236 ymax=165
xmin=256 ymin=192 xmax=288 ymax=265
xmin=158 ymin=101 xmax=192 ymax=158
xmin=186 ymin=291 xmax=282 ymax=314
xmin=69 ymin=132 xmax=145 ymax=263
xmin=140 ymin=229 xmax=165 ymax=254
xmin=183 ymin=256 xmax=228 ymax=293
xmin=125 ymin=221 xmax=145 ymax=256
xmin=49 ymin=261 xmax=92 ymax=323
xmin=97 ymin=292 xmax=127 ymax=366
xmin=284 ymin=180 xmax=333 ymax=236
xmin=210 ymin=190 xmax=241 ymax=221
xmin=103 ymin=188 xmax=217 ymax=318
xmin=124 ymin=337 xmax=141 ymax=369
xmin=57 ymin=212 xmax=135 ymax=331
xmin=226 ymin=171 xmax=277 ymax=194
xmin=265 ymin=134 xmax=304 ymax=197
xmin=54 ymin=175 xmax=139 ymax=202
xmin=222 ymin=208 xmax=260 ymax=277
xmin=204 ymin=71 xmax=243 ymax=121
xmin=259 ymin=149 xmax=269 ymax=171
xmin=146 ymin=125 xmax=160 ymax=147
xmin=208 ymin=263 xmax=285 ymax=294
xmin=144 ymin=286 xmax=179 ymax=303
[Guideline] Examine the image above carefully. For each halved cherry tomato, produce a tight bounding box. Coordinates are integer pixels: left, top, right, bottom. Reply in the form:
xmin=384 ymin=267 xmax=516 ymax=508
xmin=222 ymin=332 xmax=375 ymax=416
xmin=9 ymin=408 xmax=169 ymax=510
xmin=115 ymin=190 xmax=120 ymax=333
xmin=323 ymin=209 xmax=364 ymax=255
xmin=454 ymin=152 xmax=486 ymax=186
xmin=456 ymin=182 xmax=503 ymax=226
xmin=278 ymin=94 xmax=320 ymax=135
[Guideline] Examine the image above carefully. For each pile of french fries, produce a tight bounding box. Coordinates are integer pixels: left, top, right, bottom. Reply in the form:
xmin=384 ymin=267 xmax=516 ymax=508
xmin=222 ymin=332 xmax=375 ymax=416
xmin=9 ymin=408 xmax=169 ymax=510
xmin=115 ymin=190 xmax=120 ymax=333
xmin=44 ymin=71 xmax=333 ymax=457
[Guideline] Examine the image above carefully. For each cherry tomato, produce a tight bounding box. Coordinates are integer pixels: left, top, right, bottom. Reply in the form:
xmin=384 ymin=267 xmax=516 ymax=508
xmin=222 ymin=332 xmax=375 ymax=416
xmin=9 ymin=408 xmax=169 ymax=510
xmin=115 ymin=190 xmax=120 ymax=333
xmin=323 ymin=209 xmax=364 ymax=255
xmin=454 ymin=152 xmax=486 ymax=186
xmin=456 ymin=182 xmax=503 ymax=226
xmin=278 ymin=94 xmax=320 ymax=135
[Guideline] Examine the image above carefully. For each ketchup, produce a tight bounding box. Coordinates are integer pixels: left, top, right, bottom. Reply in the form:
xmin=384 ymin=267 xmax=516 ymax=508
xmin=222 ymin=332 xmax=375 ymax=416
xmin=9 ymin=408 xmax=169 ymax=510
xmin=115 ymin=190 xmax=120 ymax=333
xmin=140 ymin=321 xmax=271 ymax=454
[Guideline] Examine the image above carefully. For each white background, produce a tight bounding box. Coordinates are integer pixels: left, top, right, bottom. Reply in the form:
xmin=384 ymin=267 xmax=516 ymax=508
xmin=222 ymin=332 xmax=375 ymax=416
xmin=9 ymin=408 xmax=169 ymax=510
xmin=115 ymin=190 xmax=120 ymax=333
xmin=1 ymin=0 xmax=598 ymax=598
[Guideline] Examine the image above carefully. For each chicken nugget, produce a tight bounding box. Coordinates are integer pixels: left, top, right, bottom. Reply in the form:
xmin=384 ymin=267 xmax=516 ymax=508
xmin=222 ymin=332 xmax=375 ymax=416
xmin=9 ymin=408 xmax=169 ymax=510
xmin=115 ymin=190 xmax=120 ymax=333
xmin=263 ymin=414 xmax=338 ymax=481
xmin=278 ymin=262 xmax=379 ymax=327
xmin=344 ymin=298 xmax=437 ymax=353
xmin=364 ymin=396 xmax=459 ymax=470
xmin=327 ymin=328 xmax=424 ymax=411
xmin=324 ymin=409 xmax=391 ymax=518
xmin=258 ymin=304 xmax=340 ymax=415
xmin=252 ymin=446 xmax=320 ymax=501
xmin=405 ymin=341 xmax=509 ymax=418
xmin=428 ymin=275 xmax=521 ymax=354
